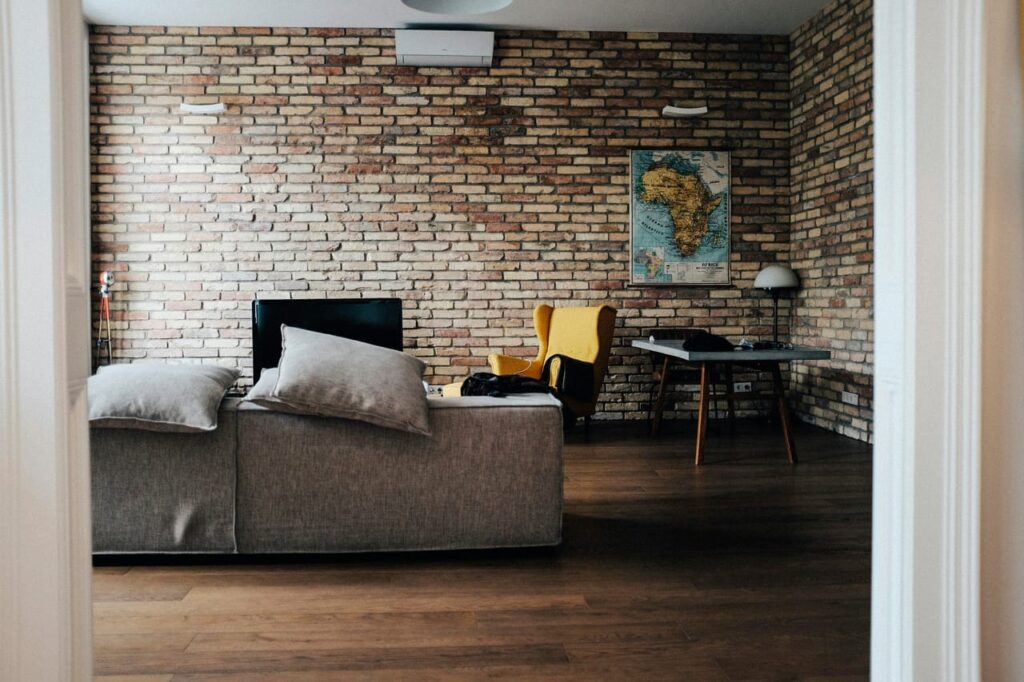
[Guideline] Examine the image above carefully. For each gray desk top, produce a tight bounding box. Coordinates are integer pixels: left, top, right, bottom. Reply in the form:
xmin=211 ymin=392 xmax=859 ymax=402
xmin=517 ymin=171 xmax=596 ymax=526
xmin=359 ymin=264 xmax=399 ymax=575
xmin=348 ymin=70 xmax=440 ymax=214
xmin=631 ymin=338 xmax=832 ymax=362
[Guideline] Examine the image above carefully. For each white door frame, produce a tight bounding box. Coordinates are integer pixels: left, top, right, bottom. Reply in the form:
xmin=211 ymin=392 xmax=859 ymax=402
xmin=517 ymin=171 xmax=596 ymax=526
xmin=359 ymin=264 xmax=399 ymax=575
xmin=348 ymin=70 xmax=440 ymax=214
xmin=0 ymin=0 xmax=999 ymax=677
xmin=0 ymin=0 xmax=93 ymax=678
xmin=872 ymin=0 xmax=984 ymax=679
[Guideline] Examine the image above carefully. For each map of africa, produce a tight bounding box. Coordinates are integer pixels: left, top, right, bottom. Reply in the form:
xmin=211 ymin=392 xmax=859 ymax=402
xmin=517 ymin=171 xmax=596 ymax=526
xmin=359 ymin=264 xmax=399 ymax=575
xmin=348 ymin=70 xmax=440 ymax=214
xmin=630 ymin=150 xmax=730 ymax=285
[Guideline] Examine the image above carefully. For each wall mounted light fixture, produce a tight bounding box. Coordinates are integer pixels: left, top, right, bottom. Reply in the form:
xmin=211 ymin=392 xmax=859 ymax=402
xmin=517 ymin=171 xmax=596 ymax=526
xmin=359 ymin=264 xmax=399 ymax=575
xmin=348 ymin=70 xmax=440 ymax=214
xmin=662 ymin=105 xmax=708 ymax=117
xmin=180 ymin=102 xmax=226 ymax=115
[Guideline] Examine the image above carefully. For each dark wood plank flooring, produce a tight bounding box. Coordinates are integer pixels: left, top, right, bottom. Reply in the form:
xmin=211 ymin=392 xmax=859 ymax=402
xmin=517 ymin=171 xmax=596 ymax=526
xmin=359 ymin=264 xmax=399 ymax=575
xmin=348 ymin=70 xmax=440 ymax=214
xmin=93 ymin=419 xmax=872 ymax=680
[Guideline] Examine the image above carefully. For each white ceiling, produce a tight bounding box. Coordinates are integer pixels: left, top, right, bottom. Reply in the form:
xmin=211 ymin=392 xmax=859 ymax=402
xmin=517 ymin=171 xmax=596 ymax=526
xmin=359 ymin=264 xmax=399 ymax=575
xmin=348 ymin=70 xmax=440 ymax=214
xmin=82 ymin=0 xmax=833 ymax=36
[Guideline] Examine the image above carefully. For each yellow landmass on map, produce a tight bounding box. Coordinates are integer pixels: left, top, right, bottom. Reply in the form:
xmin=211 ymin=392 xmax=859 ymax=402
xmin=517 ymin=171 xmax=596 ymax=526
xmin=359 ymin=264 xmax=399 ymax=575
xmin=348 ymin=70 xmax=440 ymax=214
xmin=640 ymin=166 xmax=722 ymax=256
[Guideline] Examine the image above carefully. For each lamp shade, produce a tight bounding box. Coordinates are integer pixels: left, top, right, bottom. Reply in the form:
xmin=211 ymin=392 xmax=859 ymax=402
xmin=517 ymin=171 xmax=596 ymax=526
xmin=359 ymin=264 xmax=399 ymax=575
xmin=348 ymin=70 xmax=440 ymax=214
xmin=754 ymin=264 xmax=799 ymax=290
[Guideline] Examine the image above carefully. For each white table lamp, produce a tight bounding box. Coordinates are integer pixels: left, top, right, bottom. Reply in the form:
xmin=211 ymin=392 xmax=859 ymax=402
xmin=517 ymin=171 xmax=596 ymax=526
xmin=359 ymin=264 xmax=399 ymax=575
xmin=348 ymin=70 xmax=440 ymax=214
xmin=754 ymin=265 xmax=800 ymax=345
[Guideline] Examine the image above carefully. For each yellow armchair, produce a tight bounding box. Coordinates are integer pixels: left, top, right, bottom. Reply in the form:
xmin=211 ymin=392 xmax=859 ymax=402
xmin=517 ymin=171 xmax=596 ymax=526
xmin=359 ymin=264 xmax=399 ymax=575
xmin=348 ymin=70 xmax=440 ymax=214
xmin=488 ymin=303 xmax=617 ymax=421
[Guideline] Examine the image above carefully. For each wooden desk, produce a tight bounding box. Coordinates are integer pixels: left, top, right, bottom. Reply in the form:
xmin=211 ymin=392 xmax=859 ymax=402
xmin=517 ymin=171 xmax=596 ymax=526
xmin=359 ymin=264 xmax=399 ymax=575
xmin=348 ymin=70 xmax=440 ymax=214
xmin=631 ymin=339 xmax=832 ymax=465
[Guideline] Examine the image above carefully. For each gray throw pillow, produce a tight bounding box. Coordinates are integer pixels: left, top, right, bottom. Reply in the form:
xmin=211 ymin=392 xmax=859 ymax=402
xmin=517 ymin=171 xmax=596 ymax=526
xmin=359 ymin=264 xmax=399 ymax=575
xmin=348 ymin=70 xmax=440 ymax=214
xmin=242 ymin=368 xmax=307 ymax=416
xmin=269 ymin=326 xmax=431 ymax=436
xmin=88 ymin=363 xmax=239 ymax=433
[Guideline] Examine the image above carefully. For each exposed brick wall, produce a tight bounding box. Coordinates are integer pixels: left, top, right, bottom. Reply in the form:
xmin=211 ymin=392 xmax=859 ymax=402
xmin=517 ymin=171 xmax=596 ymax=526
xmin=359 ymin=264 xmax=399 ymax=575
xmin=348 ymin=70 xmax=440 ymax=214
xmin=90 ymin=26 xmax=794 ymax=420
xmin=789 ymin=0 xmax=874 ymax=441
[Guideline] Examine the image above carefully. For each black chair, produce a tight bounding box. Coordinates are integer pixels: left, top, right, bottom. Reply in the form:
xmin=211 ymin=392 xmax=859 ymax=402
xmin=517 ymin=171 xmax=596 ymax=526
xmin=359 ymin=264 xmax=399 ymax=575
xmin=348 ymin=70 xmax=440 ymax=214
xmin=645 ymin=328 xmax=736 ymax=436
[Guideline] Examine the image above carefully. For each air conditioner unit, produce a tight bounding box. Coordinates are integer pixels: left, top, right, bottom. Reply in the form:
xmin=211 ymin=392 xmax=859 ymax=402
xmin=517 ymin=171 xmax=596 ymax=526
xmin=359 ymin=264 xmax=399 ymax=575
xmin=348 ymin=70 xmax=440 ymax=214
xmin=395 ymin=29 xmax=493 ymax=67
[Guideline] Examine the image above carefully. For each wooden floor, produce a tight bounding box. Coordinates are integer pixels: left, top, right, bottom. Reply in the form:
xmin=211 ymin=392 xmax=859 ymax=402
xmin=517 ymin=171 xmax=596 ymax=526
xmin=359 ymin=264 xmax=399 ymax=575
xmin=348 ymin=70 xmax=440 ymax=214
xmin=93 ymin=419 xmax=872 ymax=681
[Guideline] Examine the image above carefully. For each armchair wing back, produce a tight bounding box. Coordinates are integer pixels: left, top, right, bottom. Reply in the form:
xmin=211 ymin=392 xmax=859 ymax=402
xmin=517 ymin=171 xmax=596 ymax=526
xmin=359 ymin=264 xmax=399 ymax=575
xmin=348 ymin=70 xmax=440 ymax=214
xmin=488 ymin=304 xmax=617 ymax=418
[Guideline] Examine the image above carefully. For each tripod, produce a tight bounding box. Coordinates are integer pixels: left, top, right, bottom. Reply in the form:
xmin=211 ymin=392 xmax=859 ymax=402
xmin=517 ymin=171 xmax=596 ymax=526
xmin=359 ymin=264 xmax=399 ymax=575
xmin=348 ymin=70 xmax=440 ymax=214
xmin=94 ymin=271 xmax=113 ymax=370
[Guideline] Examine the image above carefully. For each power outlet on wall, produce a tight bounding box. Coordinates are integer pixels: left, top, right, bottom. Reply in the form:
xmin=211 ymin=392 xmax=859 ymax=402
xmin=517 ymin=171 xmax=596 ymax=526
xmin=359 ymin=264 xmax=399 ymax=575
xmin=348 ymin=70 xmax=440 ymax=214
xmin=733 ymin=382 xmax=753 ymax=393
xmin=841 ymin=390 xmax=859 ymax=406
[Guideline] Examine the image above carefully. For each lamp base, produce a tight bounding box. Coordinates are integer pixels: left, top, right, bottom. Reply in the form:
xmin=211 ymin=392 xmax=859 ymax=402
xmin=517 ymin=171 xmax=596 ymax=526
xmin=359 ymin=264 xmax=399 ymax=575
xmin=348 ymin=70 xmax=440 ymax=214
xmin=772 ymin=290 xmax=781 ymax=344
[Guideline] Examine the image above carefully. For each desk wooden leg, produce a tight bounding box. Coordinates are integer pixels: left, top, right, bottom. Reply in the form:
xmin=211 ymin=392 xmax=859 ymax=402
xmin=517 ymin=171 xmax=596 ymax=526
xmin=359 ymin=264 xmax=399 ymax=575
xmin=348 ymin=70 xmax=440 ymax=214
xmin=770 ymin=362 xmax=797 ymax=464
xmin=695 ymin=362 xmax=712 ymax=465
xmin=651 ymin=356 xmax=671 ymax=437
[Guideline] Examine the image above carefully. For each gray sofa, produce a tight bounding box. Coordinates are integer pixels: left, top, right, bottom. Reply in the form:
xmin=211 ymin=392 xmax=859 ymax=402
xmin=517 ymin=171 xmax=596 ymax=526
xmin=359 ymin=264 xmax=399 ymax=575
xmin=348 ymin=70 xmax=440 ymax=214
xmin=90 ymin=394 xmax=564 ymax=554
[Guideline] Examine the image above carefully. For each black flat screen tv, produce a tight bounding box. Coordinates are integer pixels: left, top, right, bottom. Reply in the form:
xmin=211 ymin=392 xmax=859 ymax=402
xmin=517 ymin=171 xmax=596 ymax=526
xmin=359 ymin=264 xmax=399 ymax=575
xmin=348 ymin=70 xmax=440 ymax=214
xmin=251 ymin=298 xmax=403 ymax=381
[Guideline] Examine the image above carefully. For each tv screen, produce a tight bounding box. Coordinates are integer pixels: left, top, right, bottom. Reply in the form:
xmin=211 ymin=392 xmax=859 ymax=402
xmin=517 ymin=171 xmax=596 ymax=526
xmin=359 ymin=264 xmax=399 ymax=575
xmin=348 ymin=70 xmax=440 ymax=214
xmin=251 ymin=298 xmax=403 ymax=381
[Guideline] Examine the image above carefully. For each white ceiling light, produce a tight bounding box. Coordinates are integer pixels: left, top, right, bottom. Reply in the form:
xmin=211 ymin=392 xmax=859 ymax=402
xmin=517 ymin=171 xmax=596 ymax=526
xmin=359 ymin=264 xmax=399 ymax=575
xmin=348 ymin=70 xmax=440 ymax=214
xmin=83 ymin=0 xmax=834 ymax=35
xmin=401 ymin=0 xmax=512 ymax=15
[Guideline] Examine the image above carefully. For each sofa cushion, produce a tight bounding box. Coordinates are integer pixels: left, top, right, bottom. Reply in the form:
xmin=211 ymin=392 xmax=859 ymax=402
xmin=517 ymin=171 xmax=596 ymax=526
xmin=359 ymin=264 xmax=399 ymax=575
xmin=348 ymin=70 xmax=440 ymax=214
xmin=88 ymin=362 xmax=239 ymax=433
xmin=242 ymin=368 xmax=308 ymax=416
xmin=267 ymin=326 xmax=431 ymax=436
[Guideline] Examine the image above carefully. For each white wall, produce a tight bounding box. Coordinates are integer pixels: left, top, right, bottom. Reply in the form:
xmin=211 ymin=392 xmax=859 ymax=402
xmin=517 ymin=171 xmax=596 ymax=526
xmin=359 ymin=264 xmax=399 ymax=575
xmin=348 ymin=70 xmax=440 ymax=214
xmin=981 ymin=0 xmax=1024 ymax=678
xmin=0 ymin=0 xmax=93 ymax=678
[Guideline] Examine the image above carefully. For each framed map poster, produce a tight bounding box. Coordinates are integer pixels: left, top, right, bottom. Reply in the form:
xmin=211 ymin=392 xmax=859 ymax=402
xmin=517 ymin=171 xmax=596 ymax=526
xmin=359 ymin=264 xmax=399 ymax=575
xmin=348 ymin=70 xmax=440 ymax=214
xmin=629 ymin=149 xmax=731 ymax=286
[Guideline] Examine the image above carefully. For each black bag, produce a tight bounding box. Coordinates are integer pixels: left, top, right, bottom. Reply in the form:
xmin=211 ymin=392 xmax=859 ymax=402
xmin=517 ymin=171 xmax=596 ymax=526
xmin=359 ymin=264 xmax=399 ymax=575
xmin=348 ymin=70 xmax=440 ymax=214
xmin=681 ymin=331 xmax=735 ymax=353
xmin=459 ymin=372 xmax=552 ymax=398
xmin=541 ymin=354 xmax=595 ymax=404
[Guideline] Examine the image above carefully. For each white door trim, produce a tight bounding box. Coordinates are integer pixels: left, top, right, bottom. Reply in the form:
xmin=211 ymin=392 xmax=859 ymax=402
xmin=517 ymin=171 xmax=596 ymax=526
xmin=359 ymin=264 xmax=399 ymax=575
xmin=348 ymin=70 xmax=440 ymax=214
xmin=0 ymin=0 xmax=93 ymax=678
xmin=0 ymin=0 xmax=997 ymax=677
xmin=872 ymin=0 xmax=983 ymax=679
xmin=0 ymin=0 xmax=19 ymax=669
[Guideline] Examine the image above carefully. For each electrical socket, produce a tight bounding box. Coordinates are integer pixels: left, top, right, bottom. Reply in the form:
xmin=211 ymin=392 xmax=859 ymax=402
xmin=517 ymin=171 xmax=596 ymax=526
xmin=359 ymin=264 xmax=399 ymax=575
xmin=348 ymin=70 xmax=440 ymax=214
xmin=733 ymin=382 xmax=753 ymax=393
xmin=841 ymin=390 xmax=859 ymax=406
